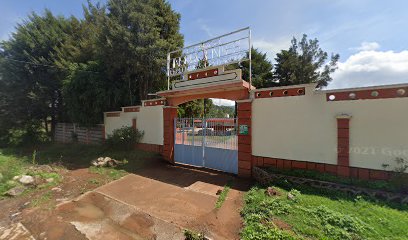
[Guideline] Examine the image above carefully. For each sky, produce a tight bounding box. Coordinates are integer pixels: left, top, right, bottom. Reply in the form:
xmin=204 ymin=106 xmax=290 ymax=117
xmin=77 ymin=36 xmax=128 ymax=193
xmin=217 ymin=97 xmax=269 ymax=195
xmin=1 ymin=0 xmax=408 ymax=106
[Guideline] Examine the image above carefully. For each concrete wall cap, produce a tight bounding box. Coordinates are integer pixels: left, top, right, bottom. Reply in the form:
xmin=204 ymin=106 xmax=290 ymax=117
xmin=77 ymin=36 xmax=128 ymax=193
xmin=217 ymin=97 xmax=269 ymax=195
xmin=336 ymin=114 xmax=352 ymax=119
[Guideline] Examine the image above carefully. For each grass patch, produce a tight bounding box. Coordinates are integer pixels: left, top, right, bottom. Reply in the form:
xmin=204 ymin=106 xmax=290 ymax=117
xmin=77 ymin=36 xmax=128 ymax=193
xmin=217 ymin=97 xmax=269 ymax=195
xmin=0 ymin=143 xmax=156 ymax=198
xmin=0 ymin=150 xmax=28 ymax=196
xmin=88 ymin=178 xmax=101 ymax=185
xmin=2 ymin=143 xmax=156 ymax=170
xmin=241 ymin=185 xmax=408 ymax=240
xmin=89 ymin=166 xmax=127 ymax=180
xmin=30 ymin=191 xmax=52 ymax=207
xmin=215 ymin=180 xmax=232 ymax=209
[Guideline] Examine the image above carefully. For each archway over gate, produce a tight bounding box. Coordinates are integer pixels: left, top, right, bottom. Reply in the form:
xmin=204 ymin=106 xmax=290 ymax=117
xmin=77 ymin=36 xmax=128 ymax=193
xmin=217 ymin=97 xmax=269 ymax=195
xmin=156 ymin=75 xmax=254 ymax=177
xmin=159 ymin=27 xmax=254 ymax=177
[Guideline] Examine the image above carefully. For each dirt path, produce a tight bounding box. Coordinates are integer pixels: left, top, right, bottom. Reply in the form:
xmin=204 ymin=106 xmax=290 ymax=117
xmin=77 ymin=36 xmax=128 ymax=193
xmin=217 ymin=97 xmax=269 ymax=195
xmin=0 ymin=168 xmax=112 ymax=239
xmin=0 ymin=157 xmax=251 ymax=239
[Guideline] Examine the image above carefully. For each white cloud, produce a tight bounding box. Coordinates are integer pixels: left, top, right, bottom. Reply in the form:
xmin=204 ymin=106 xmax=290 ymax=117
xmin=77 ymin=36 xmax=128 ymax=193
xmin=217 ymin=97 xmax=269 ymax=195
xmin=253 ymin=37 xmax=291 ymax=61
xmin=211 ymin=98 xmax=235 ymax=106
xmin=328 ymin=50 xmax=408 ymax=89
xmin=350 ymin=41 xmax=380 ymax=51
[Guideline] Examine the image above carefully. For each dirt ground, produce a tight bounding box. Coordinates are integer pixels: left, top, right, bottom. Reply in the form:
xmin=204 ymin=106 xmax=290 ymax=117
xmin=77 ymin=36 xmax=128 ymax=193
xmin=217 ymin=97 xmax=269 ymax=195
xmin=0 ymin=157 xmax=252 ymax=239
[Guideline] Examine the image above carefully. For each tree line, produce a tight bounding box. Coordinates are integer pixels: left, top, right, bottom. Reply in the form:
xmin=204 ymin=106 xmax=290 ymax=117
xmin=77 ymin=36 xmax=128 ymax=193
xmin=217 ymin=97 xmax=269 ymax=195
xmin=0 ymin=0 xmax=339 ymax=145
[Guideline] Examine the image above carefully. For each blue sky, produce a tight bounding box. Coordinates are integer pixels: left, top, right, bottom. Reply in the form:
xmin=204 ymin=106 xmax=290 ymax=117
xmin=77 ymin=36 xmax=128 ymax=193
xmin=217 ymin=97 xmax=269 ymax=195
xmin=1 ymin=0 xmax=408 ymax=93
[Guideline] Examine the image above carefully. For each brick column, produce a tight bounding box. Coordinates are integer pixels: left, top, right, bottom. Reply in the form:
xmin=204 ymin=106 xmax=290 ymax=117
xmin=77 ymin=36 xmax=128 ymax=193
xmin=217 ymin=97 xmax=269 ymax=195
xmin=163 ymin=107 xmax=178 ymax=163
xmin=132 ymin=118 xmax=137 ymax=129
xmin=336 ymin=114 xmax=351 ymax=177
xmin=237 ymin=100 xmax=252 ymax=177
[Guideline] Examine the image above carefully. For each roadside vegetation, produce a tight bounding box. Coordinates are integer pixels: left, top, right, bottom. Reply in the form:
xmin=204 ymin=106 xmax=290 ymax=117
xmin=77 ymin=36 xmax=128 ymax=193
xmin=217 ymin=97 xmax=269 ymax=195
xmin=241 ymin=184 xmax=408 ymax=240
xmin=215 ymin=180 xmax=232 ymax=209
xmin=0 ymin=142 xmax=155 ymax=200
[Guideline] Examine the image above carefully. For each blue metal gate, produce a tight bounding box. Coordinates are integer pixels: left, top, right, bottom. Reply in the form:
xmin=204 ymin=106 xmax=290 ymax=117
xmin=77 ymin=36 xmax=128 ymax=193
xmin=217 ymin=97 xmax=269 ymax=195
xmin=174 ymin=118 xmax=238 ymax=174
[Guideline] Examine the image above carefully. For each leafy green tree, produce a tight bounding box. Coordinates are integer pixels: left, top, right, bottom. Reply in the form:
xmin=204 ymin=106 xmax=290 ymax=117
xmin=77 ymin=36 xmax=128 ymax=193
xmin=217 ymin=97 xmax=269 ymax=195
xmin=61 ymin=0 xmax=183 ymax=125
xmin=273 ymin=34 xmax=340 ymax=87
xmin=96 ymin=0 xmax=183 ymax=104
xmin=178 ymin=99 xmax=213 ymax=118
xmin=0 ymin=10 xmax=77 ymax=142
xmin=207 ymin=105 xmax=235 ymax=118
xmin=239 ymin=47 xmax=274 ymax=88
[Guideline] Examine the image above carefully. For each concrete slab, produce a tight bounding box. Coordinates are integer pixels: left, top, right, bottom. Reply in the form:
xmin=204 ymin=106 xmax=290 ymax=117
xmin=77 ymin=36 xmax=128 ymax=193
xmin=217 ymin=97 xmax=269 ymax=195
xmin=57 ymin=191 xmax=184 ymax=240
xmin=95 ymin=174 xmax=244 ymax=239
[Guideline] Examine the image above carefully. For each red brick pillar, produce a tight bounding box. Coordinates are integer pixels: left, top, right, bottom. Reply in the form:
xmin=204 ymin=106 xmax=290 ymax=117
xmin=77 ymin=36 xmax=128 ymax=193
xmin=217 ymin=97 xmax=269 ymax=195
xmin=336 ymin=114 xmax=351 ymax=177
xmin=163 ymin=107 xmax=178 ymax=163
xmin=132 ymin=118 xmax=137 ymax=129
xmin=237 ymin=100 xmax=252 ymax=177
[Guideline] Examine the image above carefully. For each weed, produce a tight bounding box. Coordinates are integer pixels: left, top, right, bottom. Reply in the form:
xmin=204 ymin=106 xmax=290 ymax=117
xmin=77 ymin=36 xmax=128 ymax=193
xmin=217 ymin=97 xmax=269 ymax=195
xmin=31 ymin=191 xmax=52 ymax=207
xmin=215 ymin=180 xmax=232 ymax=209
xmin=88 ymin=178 xmax=100 ymax=185
xmin=183 ymin=229 xmax=206 ymax=240
xmin=89 ymin=166 xmax=127 ymax=180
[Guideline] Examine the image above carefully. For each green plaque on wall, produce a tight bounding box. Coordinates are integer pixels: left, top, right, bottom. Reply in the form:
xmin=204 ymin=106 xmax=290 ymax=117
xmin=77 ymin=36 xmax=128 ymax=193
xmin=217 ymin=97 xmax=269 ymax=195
xmin=239 ymin=125 xmax=248 ymax=135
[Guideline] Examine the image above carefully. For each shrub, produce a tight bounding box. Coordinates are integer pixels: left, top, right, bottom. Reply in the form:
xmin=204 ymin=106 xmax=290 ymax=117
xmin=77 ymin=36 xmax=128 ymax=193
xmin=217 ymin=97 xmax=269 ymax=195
xmin=105 ymin=126 xmax=144 ymax=150
xmin=389 ymin=157 xmax=408 ymax=193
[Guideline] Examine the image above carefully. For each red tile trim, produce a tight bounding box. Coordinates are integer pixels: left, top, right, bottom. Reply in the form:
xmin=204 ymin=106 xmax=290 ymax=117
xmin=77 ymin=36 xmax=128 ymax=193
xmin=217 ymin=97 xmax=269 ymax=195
xmin=124 ymin=107 xmax=140 ymax=112
xmin=255 ymin=87 xmax=305 ymax=99
xmin=106 ymin=112 xmax=120 ymax=117
xmin=135 ymin=143 xmax=163 ymax=153
xmin=188 ymin=68 xmax=219 ymax=80
xmin=326 ymin=86 xmax=408 ymax=101
xmin=144 ymin=100 xmax=165 ymax=107
xmin=252 ymin=155 xmax=396 ymax=181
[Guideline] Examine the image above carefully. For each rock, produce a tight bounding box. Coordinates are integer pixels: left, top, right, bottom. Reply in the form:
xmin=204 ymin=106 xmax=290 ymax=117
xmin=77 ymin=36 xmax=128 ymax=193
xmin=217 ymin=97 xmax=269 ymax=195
xmin=6 ymin=186 xmax=26 ymax=197
xmin=287 ymin=192 xmax=295 ymax=201
xmin=266 ymin=187 xmax=279 ymax=197
xmin=39 ymin=232 xmax=46 ymax=239
xmin=13 ymin=175 xmax=20 ymax=181
xmin=56 ymin=198 xmax=69 ymax=202
xmin=45 ymin=178 xmax=54 ymax=183
xmin=19 ymin=175 xmax=34 ymax=185
xmin=10 ymin=212 xmax=21 ymax=218
xmin=51 ymin=187 xmax=62 ymax=192
xmin=92 ymin=156 xmax=121 ymax=167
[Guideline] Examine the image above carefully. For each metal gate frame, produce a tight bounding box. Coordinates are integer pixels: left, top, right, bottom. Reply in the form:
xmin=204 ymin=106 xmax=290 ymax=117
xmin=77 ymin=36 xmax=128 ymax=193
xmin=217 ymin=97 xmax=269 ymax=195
xmin=174 ymin=118 xmax=238 ymax=174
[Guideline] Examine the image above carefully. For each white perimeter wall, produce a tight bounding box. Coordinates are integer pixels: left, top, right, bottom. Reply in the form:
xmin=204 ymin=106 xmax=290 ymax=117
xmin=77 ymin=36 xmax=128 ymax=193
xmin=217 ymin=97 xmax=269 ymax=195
xmin=104 ymin=105 xmax=164 ymax=145
xmin=252 ymin=84 xmax=408 ymax=171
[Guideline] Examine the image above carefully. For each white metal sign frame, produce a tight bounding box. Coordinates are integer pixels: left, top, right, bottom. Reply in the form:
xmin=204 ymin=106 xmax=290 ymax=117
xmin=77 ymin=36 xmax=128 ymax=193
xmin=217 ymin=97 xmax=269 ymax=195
xmin=166 ymin=27 xmax=252 ymax=89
